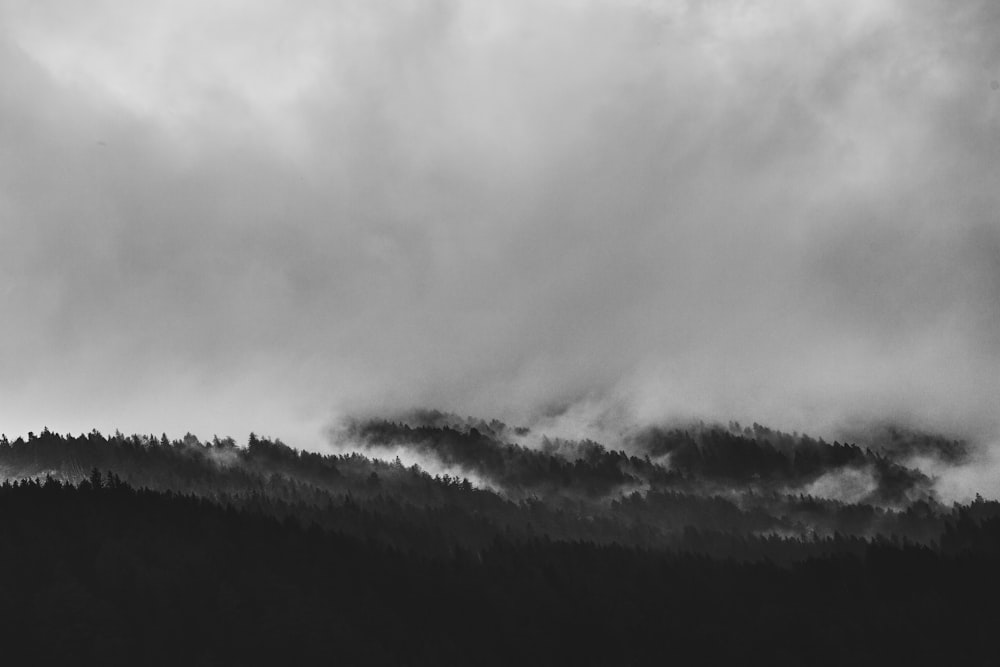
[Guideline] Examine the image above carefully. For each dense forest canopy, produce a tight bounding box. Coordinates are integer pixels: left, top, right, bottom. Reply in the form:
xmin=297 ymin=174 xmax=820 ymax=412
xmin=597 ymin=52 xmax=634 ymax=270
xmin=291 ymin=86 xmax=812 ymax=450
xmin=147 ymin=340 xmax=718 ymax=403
xmin=0 ymin=416 xmax=998 ymax=664
xmin=0 ymin=416 xmax=975 ymax=552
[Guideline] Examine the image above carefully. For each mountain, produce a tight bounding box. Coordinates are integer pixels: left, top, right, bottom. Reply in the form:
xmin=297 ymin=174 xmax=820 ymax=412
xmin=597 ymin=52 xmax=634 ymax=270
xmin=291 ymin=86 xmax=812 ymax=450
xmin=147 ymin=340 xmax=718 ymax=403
xmin=0 ymin=419 xmax=995 ymax=665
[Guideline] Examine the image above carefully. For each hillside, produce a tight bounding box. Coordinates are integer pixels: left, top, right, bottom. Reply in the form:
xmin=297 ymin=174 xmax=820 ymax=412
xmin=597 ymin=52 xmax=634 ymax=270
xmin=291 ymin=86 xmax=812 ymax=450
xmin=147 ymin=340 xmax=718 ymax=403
xmin=1 ymin=420 xmax=997 ymax=664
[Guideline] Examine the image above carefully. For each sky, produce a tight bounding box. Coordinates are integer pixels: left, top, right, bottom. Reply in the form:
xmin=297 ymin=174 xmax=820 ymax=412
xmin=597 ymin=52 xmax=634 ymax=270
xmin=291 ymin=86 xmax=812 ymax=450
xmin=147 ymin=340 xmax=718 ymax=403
xmin=1 ymin=1 xmax=999 ymax=474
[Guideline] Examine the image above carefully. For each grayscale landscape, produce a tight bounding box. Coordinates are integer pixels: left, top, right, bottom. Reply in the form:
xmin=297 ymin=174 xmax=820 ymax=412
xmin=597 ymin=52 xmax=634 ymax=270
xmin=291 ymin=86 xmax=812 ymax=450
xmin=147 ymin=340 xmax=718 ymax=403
xmin=2 ymin=1 xmax=999 ymax=664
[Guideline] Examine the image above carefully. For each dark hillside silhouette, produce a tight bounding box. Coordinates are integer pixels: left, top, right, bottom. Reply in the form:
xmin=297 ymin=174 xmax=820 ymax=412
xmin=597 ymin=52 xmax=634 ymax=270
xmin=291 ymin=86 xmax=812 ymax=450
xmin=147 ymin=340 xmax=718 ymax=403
xmin=2 ymin=422 xmax=998 ymax=664
xmin=1 ymin=474 xmax=1000 ymax=665
xmin=0 ymin=426 xmax=965 ymax=550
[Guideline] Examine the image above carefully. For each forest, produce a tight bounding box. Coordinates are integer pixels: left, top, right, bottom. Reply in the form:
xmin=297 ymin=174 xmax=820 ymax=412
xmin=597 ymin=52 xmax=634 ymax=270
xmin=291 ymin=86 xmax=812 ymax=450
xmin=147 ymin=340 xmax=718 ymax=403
xmin=0 ymin=417 xmax=997 ymax=665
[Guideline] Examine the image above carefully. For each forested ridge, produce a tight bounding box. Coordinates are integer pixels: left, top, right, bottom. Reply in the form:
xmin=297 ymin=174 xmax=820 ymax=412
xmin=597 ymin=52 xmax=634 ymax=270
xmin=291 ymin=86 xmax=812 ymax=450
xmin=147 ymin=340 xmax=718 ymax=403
xmin=0 ymin=420 xmax=996 ymax=664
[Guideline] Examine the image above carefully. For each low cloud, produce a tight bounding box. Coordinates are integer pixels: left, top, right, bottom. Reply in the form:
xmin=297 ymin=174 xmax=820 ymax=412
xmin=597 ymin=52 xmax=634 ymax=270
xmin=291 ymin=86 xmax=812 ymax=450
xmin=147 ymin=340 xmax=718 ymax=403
xmin=1 ymin=1 xmax=999 ymax=493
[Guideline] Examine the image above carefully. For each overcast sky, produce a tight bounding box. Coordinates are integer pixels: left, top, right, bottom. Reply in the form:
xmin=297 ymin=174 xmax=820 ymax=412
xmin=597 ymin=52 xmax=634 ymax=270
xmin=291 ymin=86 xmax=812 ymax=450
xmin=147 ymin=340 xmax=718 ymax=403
xmin=1 ymin=1 xmax=999 ymax=464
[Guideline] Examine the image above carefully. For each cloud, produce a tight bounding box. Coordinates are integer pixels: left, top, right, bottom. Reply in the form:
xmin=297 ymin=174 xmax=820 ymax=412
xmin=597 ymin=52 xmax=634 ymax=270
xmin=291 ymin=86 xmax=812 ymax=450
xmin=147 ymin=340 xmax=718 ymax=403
xmin=1 ymin=1 xmax=999 ymax=470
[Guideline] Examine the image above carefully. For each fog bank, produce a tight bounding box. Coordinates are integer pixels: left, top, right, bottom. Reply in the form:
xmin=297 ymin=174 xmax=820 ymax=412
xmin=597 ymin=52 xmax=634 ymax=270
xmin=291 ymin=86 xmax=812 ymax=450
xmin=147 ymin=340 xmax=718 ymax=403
xmin=1 ymin=1 xmax=998 ymax=479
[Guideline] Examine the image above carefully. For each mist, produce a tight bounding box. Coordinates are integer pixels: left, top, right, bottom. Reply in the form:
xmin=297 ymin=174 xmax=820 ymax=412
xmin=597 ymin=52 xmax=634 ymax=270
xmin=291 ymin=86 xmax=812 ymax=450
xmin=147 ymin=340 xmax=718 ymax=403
xmin=2 ymin=1 xmax=999 ymax=481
